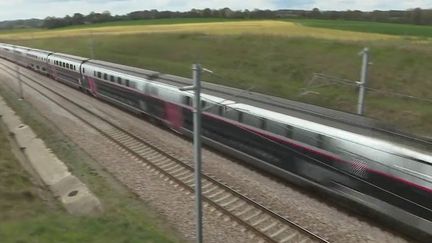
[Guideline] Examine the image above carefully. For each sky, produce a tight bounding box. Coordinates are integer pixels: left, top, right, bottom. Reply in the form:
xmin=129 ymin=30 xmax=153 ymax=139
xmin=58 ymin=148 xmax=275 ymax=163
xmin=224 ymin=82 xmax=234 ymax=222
xmin=0 ymin=0 xmax=432 ymax=21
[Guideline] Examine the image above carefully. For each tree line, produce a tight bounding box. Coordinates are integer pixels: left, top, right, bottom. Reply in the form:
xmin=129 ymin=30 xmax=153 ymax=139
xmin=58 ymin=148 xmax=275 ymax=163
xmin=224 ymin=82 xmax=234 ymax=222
xmin=43 ymin=8 xmax=432 ymax=29
xmin=2 ymin=8 xmax=432 ymax=30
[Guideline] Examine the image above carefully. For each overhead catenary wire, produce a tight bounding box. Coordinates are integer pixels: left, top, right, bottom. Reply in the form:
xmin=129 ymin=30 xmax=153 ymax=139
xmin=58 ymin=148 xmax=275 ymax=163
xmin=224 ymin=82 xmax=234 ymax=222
xmin=307 ymin=72 xmax=432 ymax=103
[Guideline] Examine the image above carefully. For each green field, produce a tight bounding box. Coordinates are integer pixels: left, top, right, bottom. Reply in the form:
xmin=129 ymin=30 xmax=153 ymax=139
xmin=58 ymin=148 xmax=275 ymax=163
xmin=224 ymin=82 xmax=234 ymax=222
xmin=293 ymin=19 xmax=432 ymax=38
xmin=1 ymin=20 xmax=431 ymax=136
xmin=0 ymin=89 xmax=182 ymax=242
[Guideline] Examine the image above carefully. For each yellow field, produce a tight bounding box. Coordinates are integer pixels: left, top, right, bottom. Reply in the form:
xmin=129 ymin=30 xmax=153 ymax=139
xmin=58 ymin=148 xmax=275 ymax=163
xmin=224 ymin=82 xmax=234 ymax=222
xmin=0 ymin=20 xmax=399 ymax=41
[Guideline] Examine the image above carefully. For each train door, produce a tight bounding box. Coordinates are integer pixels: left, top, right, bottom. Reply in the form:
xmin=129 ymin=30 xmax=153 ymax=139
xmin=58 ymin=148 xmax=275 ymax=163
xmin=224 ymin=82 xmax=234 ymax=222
xmin=49 ymin=59 xmax=58 ymax=80
xmin=87 ymin=77 xmax=97 ymax=96
xmin=165 ymin=102 xmax=183 ymax=131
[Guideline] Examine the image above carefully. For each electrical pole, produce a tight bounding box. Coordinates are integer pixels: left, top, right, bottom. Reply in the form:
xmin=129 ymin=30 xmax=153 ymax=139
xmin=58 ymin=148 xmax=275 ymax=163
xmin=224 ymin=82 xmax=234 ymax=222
xmin=179 ymin=64 xmax=203 ymax=243
xmin=357 ymin=47 xmax=369 ymax=115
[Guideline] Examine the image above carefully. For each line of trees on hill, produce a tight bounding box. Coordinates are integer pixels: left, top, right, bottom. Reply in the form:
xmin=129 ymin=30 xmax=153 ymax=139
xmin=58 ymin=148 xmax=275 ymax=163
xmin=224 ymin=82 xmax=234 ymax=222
xmin=2 ymin=8 xmax=432 ymax=30
xmin=42 ymin=8 xmax=432 ymax=29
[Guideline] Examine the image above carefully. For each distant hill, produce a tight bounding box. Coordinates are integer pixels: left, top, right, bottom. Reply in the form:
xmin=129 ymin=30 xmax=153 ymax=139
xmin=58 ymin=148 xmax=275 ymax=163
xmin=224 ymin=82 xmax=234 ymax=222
xmin=0 ymin=19 xmax=44 ymax=30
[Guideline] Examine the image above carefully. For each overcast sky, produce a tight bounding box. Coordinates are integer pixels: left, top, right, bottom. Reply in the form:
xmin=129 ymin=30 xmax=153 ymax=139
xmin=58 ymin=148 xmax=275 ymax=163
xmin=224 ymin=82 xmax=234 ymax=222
xmin=1 ymin=0 xmax=431 ymax=21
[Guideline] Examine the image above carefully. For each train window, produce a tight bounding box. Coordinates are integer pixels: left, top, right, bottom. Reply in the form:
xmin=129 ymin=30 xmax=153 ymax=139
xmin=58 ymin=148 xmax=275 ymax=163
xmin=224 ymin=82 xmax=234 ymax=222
xmin=292 ymin=128 xmax=318 ymax=145
xmin=238 ymin=112 xmax=244 ymax=122
xmin=224 ymin=108 xmax=240 ymax=121
xmin=130 ymin=81 xmax=136 ymax=89
xmin=125 ymin=79 xmax=130 ymax=87
xmin=242 ymin=112 xmax=262 ymax=128
xmin=150 ymin=86 xmax=158 ymax=95
xmin=117 ymin=77 xmax=122 ymax=84
xmin=66 ymin=63 xmax=69 ymax=69
xmin=260 ymin=118 xmax=266 ymax=129
xmin=218 ymin=106 xmax=224 ymax=115
xmin=265 ymin=120 xmax=286 ymax=136
xmin=63 ymin=62 xmax=66 ymax=68
xmin=83 ymin=68 xmax=85 ymax=73
xmin=103 ymin=73 xmax=108 ymax=80
xmin=183 ymin=96 xmax=192 ymax=106
xmin=97 ymin=72 xmax=102 ymax=78
xmin=286 ymin=125 xmax=293 ymax=138
xmin=206 ymin=103 xmax=220 ymax=115
xmin=110 ymin=75 xmax=115 ymax=82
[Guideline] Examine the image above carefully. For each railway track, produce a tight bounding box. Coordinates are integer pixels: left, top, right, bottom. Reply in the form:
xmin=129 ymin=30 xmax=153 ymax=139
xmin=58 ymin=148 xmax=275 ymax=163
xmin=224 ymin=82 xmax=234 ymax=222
xmin=0 ymin=62 xmax=329 ymax=243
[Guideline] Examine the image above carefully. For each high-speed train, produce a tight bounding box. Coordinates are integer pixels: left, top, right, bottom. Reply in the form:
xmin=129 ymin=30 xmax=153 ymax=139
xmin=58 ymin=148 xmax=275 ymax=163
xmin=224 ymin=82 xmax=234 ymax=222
xmin=0 ymin=43 xmax=431 ymax=240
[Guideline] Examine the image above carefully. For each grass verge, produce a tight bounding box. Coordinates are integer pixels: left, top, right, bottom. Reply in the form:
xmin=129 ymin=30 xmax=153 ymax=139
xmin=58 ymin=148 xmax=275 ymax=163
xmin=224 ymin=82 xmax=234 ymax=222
xmin=0 ymin=85 xmax=183 ymax=242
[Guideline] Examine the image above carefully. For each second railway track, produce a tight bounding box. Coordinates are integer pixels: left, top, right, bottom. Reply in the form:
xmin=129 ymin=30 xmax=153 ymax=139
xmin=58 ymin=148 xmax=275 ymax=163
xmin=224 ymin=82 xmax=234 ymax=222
xmin=0 ymin=62 xmax=329 ymax=243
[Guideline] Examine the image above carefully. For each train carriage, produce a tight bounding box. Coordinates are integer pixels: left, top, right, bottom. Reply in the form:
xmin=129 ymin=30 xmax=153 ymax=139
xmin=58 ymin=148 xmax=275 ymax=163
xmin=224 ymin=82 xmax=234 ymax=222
xmin=0 ymin=43 xmax=15 ymax=61
xmin=12 ymin=45 xmax=30 ymax=67
xmin=25 ymin=49 xmax=52 ymax=75
xmin=47 ymin=53 xmax=88 ymax=88
xmin=81 ymin=60 xmax=185 ymax=129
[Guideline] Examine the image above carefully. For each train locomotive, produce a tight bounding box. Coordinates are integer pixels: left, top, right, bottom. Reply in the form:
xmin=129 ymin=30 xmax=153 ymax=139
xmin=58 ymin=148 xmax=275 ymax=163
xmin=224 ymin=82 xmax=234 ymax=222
xmin=0 ymin=42 xmax=431 ymax=240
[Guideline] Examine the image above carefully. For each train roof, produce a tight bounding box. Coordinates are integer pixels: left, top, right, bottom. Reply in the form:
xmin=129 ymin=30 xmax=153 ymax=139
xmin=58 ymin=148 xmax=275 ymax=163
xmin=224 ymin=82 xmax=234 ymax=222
xmin=86 ymin=59 xmax=160 ymax=80
xmin=49 ymin=52 xmax=88 ymax=62
xmin=27 ymin=48 xmax=52 ymax=55
xmin=229 ymin=102 xmax=432 ymax=164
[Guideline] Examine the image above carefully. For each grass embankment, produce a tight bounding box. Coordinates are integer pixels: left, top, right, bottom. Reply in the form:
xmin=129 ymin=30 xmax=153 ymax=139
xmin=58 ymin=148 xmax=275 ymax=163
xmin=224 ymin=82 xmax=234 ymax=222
xmin=293 ymin=19 xmax=432 ymax=38
xmin=0 ymin=20 xmax=430 ymax=136
xmin=0 ymin=88 xmax=182 ymax=242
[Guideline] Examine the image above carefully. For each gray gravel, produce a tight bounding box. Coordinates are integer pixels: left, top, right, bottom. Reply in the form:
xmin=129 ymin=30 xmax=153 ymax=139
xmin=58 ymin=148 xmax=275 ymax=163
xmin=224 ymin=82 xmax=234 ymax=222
xmin=0 ymin=60 xmax=411 ymax=243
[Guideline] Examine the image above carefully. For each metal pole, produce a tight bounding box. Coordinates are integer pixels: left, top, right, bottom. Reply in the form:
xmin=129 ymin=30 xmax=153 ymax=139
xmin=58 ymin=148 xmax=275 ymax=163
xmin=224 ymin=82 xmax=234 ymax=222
xmin=192 ymin=64 xmax=203 ymax=243
xmin=179 ymin=64 xmax=203 ymax=243
xmin=357 ymin=47 xmax=369 ymax=115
